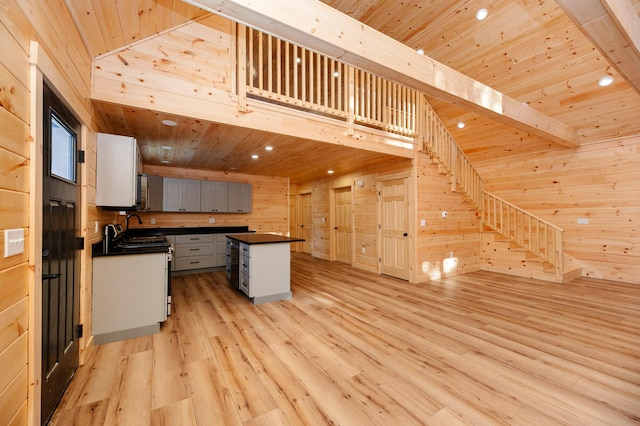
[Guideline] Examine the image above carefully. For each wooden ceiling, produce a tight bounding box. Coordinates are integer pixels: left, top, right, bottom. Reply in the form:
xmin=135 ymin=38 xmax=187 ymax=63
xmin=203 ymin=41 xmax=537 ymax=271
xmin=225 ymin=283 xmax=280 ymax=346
xmin=67 ymin=0 xmax=640 ymax=182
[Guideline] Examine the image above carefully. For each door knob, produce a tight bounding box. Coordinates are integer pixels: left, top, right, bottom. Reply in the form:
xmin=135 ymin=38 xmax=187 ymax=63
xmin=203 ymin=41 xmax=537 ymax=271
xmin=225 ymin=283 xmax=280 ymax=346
xmin=403 ymin=233 xmax=408 ymax=237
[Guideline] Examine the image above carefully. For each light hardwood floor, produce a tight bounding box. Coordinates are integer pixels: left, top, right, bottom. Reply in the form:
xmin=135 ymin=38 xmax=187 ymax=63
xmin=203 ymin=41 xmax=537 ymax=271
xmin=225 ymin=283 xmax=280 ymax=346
xmin=51 ymin=253 xmax=640 ymax=425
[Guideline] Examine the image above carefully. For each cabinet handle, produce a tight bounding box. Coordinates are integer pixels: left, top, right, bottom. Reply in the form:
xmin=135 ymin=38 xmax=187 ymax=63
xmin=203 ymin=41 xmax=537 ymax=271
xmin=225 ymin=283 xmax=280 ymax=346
xmin=190 ymin=248 xmax=200 ymax=251
xmin=190 ymin=261 xmax=200 ymax=264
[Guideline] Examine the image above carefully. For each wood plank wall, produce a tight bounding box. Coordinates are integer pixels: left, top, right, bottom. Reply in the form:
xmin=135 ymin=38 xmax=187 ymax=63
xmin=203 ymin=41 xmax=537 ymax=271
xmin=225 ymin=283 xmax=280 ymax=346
xmin=477 ymin=136 xmax=640 ymax=284
xmin=131 ymin=165 xmax=290 ymax=234
xmin=415 ymin=154 xmax=482 ymax=281
xmin=292 ymin=158 xmax=411 ymax=271
xmin=0 ymin=0 xmax=112 ymax=423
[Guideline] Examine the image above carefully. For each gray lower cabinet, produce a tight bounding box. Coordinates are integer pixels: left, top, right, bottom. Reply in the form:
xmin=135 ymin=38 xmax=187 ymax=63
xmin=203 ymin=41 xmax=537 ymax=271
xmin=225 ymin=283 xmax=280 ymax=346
xmin=228 ymin=182 xmax=252 ymax=213
xmin=171 ymin=233 xmax=228 ymax=271
xmin=163 ymin=177 xmax=201 ymax=212
xmin=201 ymin=181 xmax=228 ymax=212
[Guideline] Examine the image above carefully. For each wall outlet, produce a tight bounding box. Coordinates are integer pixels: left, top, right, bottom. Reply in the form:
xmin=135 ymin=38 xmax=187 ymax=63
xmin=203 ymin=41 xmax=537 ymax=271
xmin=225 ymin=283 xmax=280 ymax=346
xmin=361 ymin=246 xmax=366 ymax=254
xmin=150 ymin=218 xmax=156 ymax=225
xmin=441 ymin=211 xmax=448 ymax=218
xmin=209 ymin=217 xmax=215 ymax=224
xmin=420 ymin=219 xmax=426 ymax=227
xmin=4 ymin=229 xmax=25 ymax=258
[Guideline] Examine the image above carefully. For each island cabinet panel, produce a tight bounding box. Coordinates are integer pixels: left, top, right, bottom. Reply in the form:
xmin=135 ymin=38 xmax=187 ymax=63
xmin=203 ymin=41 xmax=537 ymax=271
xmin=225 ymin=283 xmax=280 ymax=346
xmin=163 ymin=178 xmax=201 ymax=212
xmin=239 ymin=242 xmax=291 ymax=297
xmin=201 ymin=180 xmax=228 ymax=212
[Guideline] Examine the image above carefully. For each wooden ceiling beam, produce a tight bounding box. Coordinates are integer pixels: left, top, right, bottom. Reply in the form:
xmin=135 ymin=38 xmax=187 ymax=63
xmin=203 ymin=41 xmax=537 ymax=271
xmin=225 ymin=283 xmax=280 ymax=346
xmin=556 ymin=0 xmax=640 ymax=96
xmin=183 ymin=0 xmax=580 ymax=147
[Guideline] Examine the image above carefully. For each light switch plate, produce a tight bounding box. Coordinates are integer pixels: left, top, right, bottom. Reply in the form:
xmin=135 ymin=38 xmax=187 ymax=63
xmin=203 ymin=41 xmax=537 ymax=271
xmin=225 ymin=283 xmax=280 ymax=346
xmin=4 ymin=229 xmax=25 ymax=257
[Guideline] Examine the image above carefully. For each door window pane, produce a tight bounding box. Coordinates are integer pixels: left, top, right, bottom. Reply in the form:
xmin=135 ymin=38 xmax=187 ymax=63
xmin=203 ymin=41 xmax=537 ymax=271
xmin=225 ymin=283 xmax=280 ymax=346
xmin=51 ymin=113 xmax=76 ymax=182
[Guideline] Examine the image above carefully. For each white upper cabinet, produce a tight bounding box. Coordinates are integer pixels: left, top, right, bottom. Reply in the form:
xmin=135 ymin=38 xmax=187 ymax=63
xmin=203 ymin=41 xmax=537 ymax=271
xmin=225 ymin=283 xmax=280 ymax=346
xmin=96 ymin=133 xmax=141 ymax=209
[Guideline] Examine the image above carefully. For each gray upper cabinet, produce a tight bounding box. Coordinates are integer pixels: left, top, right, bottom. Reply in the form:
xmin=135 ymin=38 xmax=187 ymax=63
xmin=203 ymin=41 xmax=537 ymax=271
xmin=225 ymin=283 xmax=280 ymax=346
xmin=228 ymin=182 xmax=252 ymax=213
xmin=201 ymin=181 xmax=228 ymax=212
xmin=145 ymin=175 xmax=164 ymax=211
xmin=163 ymin=177 xmax=201 ymax=212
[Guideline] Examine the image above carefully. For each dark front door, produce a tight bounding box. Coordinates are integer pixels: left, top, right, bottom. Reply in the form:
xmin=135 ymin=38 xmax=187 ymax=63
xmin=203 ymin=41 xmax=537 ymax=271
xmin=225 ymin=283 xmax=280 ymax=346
xmin=41 ymin=83 xmax=81 ymax=425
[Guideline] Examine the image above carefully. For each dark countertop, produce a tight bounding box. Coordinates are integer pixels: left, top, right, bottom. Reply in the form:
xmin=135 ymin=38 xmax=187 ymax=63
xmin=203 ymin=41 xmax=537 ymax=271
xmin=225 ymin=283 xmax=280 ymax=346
xmin=93 ymin=226 xmax=252 ymax=257
xmin=92 ymin=240 xmax=171 ymax=257
xmin=127 ymin=226 xmax=250 ymax=238
xmin=226 ymin=233 xmax=305 ymax=245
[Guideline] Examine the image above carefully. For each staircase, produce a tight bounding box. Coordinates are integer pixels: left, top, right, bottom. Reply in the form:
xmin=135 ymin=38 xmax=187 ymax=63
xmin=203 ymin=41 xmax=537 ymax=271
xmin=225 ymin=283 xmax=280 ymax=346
xmin=237 ymin=24 xmax=580 ymax=283
xmin=419 ymin=98 xmax=581 ymax=283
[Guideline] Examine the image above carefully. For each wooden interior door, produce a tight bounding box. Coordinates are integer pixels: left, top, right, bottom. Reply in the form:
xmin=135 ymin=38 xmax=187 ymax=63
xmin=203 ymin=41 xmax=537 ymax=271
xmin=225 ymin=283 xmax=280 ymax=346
xmin=379 ymin=178 xmax=409 ymax=280
xmin=41 ymin=83 xmax=81 ymax=424
xmin=299 ymin=193 xmax=312 ymax=254
xmin=333 ymin=186 xmax=352 ymax=264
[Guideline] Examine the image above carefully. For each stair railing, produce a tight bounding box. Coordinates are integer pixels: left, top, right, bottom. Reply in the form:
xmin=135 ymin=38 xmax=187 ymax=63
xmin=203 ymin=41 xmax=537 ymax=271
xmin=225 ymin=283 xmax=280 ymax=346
xmin=483 ymin=192 xmax=564 ymax=281
xmin=236 ymin=24 xmax=564 ymax=280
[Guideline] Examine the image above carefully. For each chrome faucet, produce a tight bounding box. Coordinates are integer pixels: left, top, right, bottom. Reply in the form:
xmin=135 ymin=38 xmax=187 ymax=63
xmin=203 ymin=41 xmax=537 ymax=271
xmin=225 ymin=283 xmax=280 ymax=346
xmin=126 ymin=213 xmax=142 ymax=230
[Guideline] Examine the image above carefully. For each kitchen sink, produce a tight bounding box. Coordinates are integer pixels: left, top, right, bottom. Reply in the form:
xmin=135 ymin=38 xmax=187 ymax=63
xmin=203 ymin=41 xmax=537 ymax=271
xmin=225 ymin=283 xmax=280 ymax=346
xmin=116 ymin=241 xmax=169 ymax=249
xmin=116 ymin=236 xmax=170 ymax=249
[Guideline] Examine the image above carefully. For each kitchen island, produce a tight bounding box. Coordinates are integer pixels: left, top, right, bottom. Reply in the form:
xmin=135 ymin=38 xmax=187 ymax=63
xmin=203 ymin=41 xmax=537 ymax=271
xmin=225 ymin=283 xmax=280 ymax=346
xmin=226 ymin=233 xmax=304 ymax=304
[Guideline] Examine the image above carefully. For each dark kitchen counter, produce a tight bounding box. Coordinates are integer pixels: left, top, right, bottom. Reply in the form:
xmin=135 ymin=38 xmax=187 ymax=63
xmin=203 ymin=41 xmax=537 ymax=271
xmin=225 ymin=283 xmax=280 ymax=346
xmin=92 ymin=240 xmax=171 ymax=257
xmin=93 ymin=226 xmax=251 ymax=257
xmin=226 ymin=233 xmax=304 ymax=245
xmin=127 ymin=226 xmax=250 ymax=238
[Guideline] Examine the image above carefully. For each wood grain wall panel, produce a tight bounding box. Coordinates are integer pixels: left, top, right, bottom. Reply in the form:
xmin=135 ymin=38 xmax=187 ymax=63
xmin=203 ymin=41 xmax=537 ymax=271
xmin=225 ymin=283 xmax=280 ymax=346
xmin=0 ymin=333 xmax=28 ymax=395
xmin=0 ymin=102 xmax=29 ymax=159
xmin=0 ymin=4 xmax=30 ymax=424
xmin=293 ymin=159 xmax=412 ymax=272
xmin=0 ymin=264 xmax=28 ymax=313
xmin=0 ymin=366 xmax=27 ymax=426
xmin=0 ymin=63 xmax=29 ymax=124
xmin=416 ymin=154 xmax=482 ymax=282
xmin=0 ymin=190 xmax=28 ymax=229
xmin=0 ymin=148 xmax=28 ymax=193
xmin=478 ymin=136 xmax=640 ymax=283
xmin=17 ymin=0 xmax=92 ymax=108
xmin=0 ymin=299 xmax=27 ymax=355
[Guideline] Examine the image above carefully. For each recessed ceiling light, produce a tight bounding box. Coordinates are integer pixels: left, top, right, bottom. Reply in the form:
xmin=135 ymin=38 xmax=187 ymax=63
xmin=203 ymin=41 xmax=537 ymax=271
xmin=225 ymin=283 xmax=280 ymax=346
xmin=161 ymin=119 xmax=177 ymax=126
xmin=476 ymin=8 xmax=488 ymax=20
xmin=265 ymin=146 xmax=273 ymax=151
xmin=598 ymin=76 xmax=614 ymax=87
xmin=416 ymin=48 xmax=425 ymax=55
xmin=161 ymin=145 xmax=172 ymax=150
xmin=327 ymin=169 xmax=334 ymax=174
xmin=457 ymin=122 xmax=466 ymax=129
xmin=295 ymin=57 xmax=301 ymax=64
xmin=251 ymin=154 xmax=259 ymax=159
xmin=333 ymin=71 xmax=340 ymax=78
